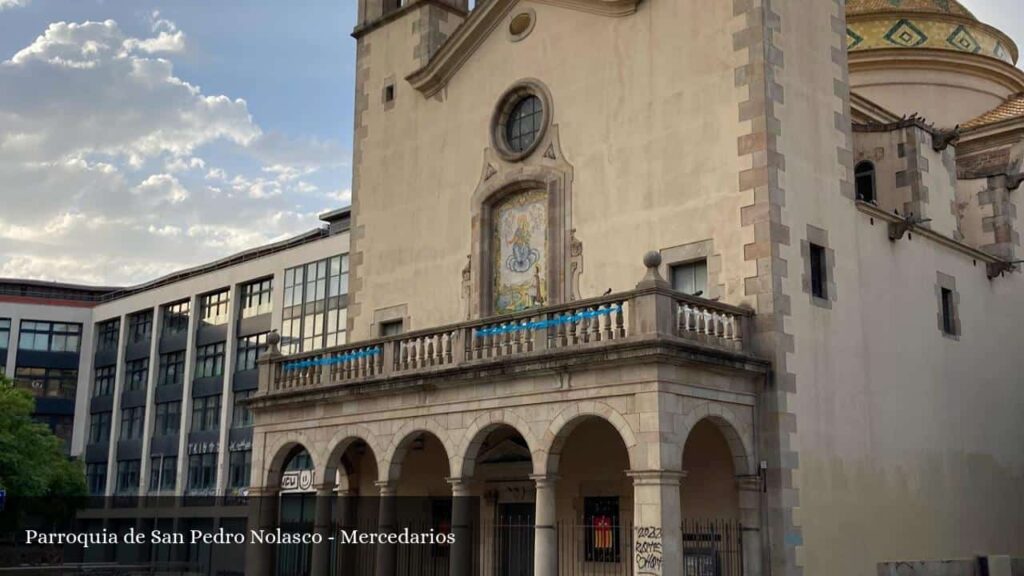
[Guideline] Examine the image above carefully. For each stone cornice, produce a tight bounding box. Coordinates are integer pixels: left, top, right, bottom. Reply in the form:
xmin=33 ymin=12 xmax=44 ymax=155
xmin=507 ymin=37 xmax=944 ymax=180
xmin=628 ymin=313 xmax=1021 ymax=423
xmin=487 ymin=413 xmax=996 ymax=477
xmin=849 ymin=48 xmax=1024 ymax=96
xmin=352 ymin=0 xmax=468 ymax=40
xmin=407 ymin=0 xmax=640 ymax=98
xmin=855 ymin=200 xmax=1003 ymax=265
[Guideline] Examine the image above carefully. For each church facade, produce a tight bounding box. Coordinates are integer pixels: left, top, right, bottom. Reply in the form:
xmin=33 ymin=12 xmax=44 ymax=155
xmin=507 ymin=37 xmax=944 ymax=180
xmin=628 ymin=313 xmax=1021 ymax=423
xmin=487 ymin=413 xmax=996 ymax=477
xmin=249 ymin=1 xmax=1024 ymax=575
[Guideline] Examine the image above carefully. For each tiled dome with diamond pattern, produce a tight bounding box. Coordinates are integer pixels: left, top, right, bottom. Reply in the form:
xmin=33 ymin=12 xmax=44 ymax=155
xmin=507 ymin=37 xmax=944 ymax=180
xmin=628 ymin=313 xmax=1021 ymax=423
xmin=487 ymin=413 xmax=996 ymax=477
xmin=846 ymin=0 xmax=1017 ymax=65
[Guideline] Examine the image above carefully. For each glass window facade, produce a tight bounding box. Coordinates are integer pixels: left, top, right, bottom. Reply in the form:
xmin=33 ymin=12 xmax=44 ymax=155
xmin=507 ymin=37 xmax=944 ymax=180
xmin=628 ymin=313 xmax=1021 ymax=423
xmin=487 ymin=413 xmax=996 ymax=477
xmin=162 ymin=300 xmax=190 ymax=336
xmin=157 ymin=351 xmax=185 ymax=387
xmin=194 ymin=342 xmax=225 ymax=379
xmin=116 ymin=459 xmax=141 ymax=495
xmin=128 ymin=310 xmax=153 ymax=343
xmin=199 ymin=289 xmax=230 ymax=326
xmin=120 ymin=406 xmax=144 ymax=440
xmin=236 ymin=333 xmax=268 ymax=372
xmin=96 ymin=319 xmax=119 ymax=351
xmin=187 ymin=453 xmax=218 ymax=493
xmin=231 ymin=390 xmax=254 ymax=428
xmin=86 ymin=463 xmax=107 ymax=496
xmin=240 ymin=278 xmax=273 ymax=318
xmin=93 ymin=366 xmax=115 ymax=397
xmin=125 ymin=358 xmax=149 ymax=392
xmin=228 ymin=450 xmax=252 ymax=489
xmin=191 ymin=395 xmax=221 ymax=432
xmin=14 ymin=366 xmax=77 ymax=399
xmin=0 ymin=318 xmax=10 ymax=349
xmin=18 ymin=320 xmax=82 ymax=353
xmin=282 ymin=255 xmax=348 ymax=354
xmin=153 ymin=401 xmax=181 ymax=437
xmin=149 ymin=455 xmax=177 ymax=492
xmin=88 ymin=411 xmax=111 ymax=444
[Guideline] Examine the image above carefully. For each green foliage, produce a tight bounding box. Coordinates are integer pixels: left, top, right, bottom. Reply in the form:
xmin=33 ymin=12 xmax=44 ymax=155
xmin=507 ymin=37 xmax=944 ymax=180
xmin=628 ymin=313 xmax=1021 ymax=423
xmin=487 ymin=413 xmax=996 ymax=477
xmin=0 ymin=375 xmax=86 ymax=497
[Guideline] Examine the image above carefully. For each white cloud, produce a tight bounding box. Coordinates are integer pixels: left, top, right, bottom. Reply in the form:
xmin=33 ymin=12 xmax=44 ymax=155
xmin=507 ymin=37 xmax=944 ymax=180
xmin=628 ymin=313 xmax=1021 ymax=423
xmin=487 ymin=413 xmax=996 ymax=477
xmin=0 ymin=18 xmax=349 ymax=285
xmin=0 ymin=0 xmax=28 ymax=10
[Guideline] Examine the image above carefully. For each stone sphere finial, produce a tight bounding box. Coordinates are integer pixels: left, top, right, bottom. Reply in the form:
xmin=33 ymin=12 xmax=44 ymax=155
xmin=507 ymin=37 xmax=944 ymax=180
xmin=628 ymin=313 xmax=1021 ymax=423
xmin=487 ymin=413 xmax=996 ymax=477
xmin=643 ymin=251 xmax=662 ymax=269
xmin=267 ymin=330 xmax=281 ymax=346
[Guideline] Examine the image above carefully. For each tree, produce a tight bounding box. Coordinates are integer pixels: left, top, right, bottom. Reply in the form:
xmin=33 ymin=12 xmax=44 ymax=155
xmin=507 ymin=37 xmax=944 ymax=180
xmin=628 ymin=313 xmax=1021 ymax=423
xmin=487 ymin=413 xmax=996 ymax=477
xmin=0 ymin=376 xmax=86 ymax=497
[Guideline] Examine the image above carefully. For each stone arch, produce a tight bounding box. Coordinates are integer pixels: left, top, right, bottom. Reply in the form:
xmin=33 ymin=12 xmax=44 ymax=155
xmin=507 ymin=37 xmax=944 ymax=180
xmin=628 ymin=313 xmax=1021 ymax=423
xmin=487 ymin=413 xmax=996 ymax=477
xmin=453 ymin=409 xmax=539 ymax=479
xmin=316 ymin=424 xmax=386 ymax=487
xmin=679 ymin=401 xmax=755 ymax=476
xmin=538 ymin=401 xmax=638 ymax=476
xmin=264 ymin=432 xmax=318 ymax=490
xmin=380 ymin=417 xmax=456 ymax=484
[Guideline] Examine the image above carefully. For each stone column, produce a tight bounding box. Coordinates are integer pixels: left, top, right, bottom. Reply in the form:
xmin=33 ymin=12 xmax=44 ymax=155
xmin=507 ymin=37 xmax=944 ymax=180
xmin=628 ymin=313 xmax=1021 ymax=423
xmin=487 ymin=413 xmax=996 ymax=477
xmin=627 ymin=470 xmax=685 ymax=576
xmin=374 ymin=481 xmax=397 ymax=576
xmin=530 ymin=474 xmax=558 ymax=576
xmin=335 ymin=489 xmax=358 ymax=574
xmin=310 ymin=484 xmax=335 ymax=576
xmin=447 ymin=477 xmax=473 ymax=576
xmin=737 ymin=474 xmax=764 ymax=576
xmin=245 ymin=486 xmax=279 ymax=576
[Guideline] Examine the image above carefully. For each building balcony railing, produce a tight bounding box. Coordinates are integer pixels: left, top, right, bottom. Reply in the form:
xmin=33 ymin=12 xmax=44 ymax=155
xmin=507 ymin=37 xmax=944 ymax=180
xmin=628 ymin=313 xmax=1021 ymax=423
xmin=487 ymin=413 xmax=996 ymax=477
xmin=258 ymin=253 xmax=758 ymax=398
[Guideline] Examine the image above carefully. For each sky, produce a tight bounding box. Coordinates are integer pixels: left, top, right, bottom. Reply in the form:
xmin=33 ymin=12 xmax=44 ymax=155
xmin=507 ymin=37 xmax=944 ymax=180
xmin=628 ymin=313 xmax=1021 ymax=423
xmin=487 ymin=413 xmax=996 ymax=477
xmin=0 ymin=0 xmax=1021 ymax=287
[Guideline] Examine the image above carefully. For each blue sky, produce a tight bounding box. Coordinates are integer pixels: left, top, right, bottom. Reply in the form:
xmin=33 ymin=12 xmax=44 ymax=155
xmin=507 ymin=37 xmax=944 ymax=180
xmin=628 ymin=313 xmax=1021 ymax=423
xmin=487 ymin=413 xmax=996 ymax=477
xmin=0 ymin=0 xmax=1020 ymax=286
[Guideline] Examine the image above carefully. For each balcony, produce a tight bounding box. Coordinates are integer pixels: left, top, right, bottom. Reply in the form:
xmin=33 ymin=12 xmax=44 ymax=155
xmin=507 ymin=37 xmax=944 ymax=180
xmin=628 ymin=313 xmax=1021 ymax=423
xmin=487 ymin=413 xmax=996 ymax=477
xmin=257 ymin=254 xmax=763 ymax=401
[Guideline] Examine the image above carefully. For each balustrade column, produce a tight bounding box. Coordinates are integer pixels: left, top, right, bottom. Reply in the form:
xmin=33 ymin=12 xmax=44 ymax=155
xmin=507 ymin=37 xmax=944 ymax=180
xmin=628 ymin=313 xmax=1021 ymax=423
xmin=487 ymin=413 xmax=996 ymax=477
xmin=627 ymin=470 xmax=685 ymax=576
xmin=447 ymin=477 xmax=473 ymax=576
xmin=310 ymin=483 xmax=335 ymax=576
xmin=245 ymin=486 xmax=279 ymax=576
xmin=531 ymin=474 xmax=558 ymax=576
xmin=374 ymin=482 xmax=397 ymax=576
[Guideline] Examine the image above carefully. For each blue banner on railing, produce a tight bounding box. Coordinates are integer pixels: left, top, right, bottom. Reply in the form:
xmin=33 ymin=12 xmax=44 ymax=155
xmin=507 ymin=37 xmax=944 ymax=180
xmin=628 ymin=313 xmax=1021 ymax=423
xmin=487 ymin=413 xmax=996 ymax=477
xmin=282 ymin=347 xmax=382 ymax=371
xmin=476 ymin=304 xmax=622 ymax=337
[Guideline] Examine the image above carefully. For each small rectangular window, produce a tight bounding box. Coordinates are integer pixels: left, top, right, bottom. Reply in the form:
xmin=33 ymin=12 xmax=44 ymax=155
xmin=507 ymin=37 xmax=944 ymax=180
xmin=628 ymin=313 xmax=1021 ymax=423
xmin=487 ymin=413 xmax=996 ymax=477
xmin=670 ymin=260 xmax=708 ymax=296
xmin=383 ymin=83 xmax=396 ymax=103
xmin=941 ymin=288 xmax=955 ymax=335
xmin=381 ymin=319 xmax=404 ymax=337
xmin=810 ymin=244 xmax=827 ymax=300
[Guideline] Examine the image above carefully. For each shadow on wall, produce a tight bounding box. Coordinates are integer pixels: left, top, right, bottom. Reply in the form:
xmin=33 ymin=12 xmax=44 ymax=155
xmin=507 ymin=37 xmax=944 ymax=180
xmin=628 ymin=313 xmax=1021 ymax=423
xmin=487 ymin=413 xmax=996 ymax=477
xmin=878 ymin=556 xmax=1022 ymax=576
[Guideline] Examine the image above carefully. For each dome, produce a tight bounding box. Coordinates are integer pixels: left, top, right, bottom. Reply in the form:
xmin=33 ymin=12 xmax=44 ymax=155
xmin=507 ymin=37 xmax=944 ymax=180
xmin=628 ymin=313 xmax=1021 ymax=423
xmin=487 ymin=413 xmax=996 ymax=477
xmin=846 ymin=0 xmax=1018 ymax=65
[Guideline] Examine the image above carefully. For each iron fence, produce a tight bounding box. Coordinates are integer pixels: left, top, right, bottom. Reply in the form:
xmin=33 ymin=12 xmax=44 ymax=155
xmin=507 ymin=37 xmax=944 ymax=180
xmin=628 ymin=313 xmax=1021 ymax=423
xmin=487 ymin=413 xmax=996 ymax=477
xmin=681 ymin=519 xmax=743 ymax=576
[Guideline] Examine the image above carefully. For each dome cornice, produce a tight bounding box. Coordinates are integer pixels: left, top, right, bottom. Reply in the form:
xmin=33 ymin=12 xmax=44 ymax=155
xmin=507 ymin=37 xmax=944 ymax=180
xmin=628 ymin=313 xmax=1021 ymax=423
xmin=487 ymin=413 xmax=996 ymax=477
xmin=848 ymin=48 xmax=1024 ymax=95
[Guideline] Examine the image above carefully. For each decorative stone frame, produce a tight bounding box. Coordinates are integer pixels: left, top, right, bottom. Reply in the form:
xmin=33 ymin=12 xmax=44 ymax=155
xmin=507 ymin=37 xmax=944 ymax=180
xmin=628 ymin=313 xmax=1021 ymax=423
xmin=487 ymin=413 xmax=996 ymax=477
xmin=658 ymin=239 xmax=723 ymax=300
xmin=490 ymin=79 xmax=553 ymax=163
xmin=800 ymin=225 xmax=837 ymax=309
xmin=507 ymin=8 xmax=537 ymax=43
xmin=470 ymin=119 xmax=575 ymax=319
xmin=371 ymin=303 xmax=410 ymax=337
xmin=935 ymin=272 xmax=962 ymax=340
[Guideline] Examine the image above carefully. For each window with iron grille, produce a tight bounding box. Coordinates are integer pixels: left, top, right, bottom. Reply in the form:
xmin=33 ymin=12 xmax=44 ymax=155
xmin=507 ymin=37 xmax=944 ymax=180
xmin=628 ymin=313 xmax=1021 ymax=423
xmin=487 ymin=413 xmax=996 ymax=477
xmin=200 ymin=289 xmax=230 ymax=325
xmin=119 ymin=406 xmax=144 ymax=440
xmin=19 ymin=320 xmax=82 ymax=353
xmin=125 ymin=358 xmax=149 ymax=391
xmin=194 ymin=342 xmax=225 ymax=379
xmin=162 ymin=301 xmax=190 ymax=336
xmin=93 ymin=366 xmax=115 ymax=397
xmin=191 ymin=395 xmax=221 ymax=432
xmin=240 ymin=278 xmax=273 ymax=318
xmin=157 ymin=351 xmax=185 ymax=387
xmin=128 ymin=310 xmax=153 ymax=343
xmin=583 ymin=497 xmax=621 ymax=563
xmin=236 ymin=333 xmax=268 ymax=372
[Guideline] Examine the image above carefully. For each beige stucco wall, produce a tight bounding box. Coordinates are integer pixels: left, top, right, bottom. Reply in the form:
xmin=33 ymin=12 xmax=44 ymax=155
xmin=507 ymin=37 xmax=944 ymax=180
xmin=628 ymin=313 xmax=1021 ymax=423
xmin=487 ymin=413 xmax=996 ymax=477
xmin=350 ymin=0 xmax=752 ymax=340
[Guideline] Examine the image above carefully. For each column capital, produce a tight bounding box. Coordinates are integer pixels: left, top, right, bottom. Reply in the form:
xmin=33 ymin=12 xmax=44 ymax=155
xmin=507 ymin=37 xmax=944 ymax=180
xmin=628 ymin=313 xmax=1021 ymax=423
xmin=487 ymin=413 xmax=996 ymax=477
xmin=246 ymin=486 xmax=280 ymax=497
xmin=626 ymin=469 xmax=687 ymax=486
xmin=445 ymin=476 xmax=473 ymax=496
xmin=529 ymin=474 xmax=560 ymax=488
xmin=374 ymin=480 xmax=396 ymax=496
xmin=313 ymin=483 xmax=336 ymax=495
